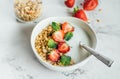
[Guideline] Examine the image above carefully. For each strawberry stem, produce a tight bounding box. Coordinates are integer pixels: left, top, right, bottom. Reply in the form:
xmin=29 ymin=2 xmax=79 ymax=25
xmin=73 ymin=6 xmax=79 ymax=13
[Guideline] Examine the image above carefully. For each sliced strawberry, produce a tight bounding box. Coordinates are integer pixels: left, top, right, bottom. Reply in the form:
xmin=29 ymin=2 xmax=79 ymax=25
xmin=62 ymin=22 xmax=74 ymax=33
xmin=52 ymin=30 xmax=65 ymax=42
xmin=58 ymin=42 xmax=70 ymax=54
xmin=48 ymin=49 xmax=60 ymax=62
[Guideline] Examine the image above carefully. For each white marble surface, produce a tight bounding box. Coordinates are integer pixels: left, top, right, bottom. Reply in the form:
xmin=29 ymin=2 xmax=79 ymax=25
xmin=0 ymin=0 xmax=120 ymax=79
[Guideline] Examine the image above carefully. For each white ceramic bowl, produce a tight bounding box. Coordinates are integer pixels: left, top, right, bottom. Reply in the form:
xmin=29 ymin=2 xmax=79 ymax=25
xmin=31 ymin=17 xmax=97 ymax=72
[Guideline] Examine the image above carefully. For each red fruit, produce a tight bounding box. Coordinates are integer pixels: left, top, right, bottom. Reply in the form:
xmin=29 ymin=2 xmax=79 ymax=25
xmin=52 ymin=30 xmax=65 ymax=42
xmin=83 ymin=0 xmax=98 ymax=11
xmin=58 ymin=42 xmax=70 ymax=54
xmin=48 ymin=49 xmax=60 ymax=62
xmin=62 ymin=22 xmax=74 ymax=33
xmin=74 ymin=7 xmax=88 ymax=21
xmin=65 ymin=0 xmax=75 ymax=8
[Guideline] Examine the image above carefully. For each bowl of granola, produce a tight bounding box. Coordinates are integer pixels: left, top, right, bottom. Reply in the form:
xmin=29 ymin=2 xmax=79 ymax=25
xmin=31 ymin=17 xmax=97 ymax=72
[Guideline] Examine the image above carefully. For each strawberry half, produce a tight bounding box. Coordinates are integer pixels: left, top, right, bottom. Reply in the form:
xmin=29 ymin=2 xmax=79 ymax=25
xmin=52 ymin=30 xmax=65 ymax=42
xmin=83 ymin=0 xmax=98 ymax=11
xmin=65 ymin=0 xmax=75 ymax=8
xmin=58 ymin=42 xmax=70 ymax=54
xmin=48 ymin=49 xmax=60 ymax=62
xmin=62 ymin=22 xmax=74 ymax=34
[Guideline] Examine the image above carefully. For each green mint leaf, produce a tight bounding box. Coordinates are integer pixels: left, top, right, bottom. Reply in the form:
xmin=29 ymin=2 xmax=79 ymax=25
xmin=52 ymin=22 xmax=61 ymax=31
xmin=64 ymin=32 xmax=73 ymax=41
xmin=48 ymin=39 xmax=57 ymax=48
xmin=60 ymin=55 xmax=71 ymax=66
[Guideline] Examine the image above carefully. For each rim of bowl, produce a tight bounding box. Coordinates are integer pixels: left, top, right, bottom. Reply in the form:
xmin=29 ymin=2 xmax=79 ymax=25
xmin=31 ymin=17 xmax=97 ymax=72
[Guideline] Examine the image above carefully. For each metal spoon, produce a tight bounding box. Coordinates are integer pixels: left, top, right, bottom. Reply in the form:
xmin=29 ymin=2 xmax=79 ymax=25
xmin=79 ymin=42 xmax=114 ymax=67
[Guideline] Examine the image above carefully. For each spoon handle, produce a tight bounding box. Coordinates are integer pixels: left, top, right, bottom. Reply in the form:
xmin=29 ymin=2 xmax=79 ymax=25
xmin=81 ymin=45 xmax=114 ymax=67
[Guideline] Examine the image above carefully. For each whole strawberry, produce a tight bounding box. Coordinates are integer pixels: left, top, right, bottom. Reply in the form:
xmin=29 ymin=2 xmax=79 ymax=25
xmin=73 ymin=7 xmax=88 ymax=22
